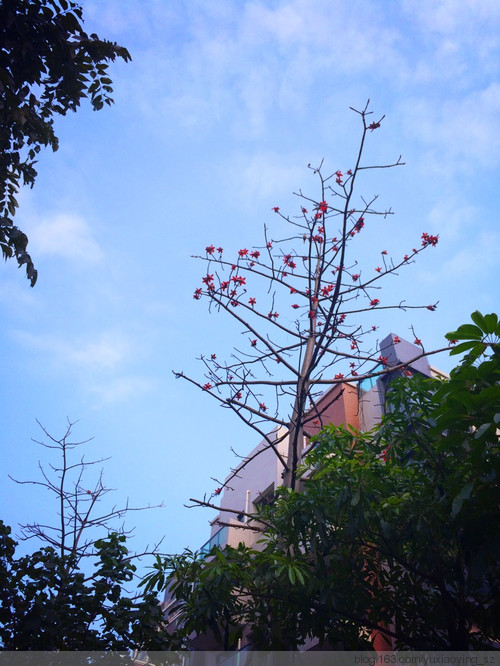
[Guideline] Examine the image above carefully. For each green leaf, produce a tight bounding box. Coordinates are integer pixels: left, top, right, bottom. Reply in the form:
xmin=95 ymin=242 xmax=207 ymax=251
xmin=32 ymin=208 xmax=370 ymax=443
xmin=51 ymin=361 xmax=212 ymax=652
xmin=470 ymin=311 xmax=489 ymax=333
xmin=451 ymin=481 xmax=474 ymax=518
xmin=446 ymin=324 xmax=483 ymax=341
xmin=449 ymin=341 xmax=482 ymax=356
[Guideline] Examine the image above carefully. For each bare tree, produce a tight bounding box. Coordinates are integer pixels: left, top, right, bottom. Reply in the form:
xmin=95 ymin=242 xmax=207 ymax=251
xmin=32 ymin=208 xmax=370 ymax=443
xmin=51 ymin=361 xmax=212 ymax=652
xmin=176 ymin=101 xmax=445 ymax=492
xmin=9 ymin=419 xmax=164 ymax=565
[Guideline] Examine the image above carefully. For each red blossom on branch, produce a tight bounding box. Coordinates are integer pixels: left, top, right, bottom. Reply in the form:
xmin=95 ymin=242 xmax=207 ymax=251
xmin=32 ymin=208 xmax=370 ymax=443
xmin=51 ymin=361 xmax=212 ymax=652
xmin=272 ymin=207 xmax=280 ymax=213
xmin=291 ymin=304 xmax=299 ymax=309
xmin=193 ymin=288 xmax=202 ymax=300
xmin=259 ymin=403 xmax=267 ymax=412
xmin=370 ymin=299 xmax=380 ymax=307
xmin=354 ymin=217 xmax=364 ymax=233
xmin=414 ymin=338 xmax=422 ymax=346
xmin=250 ymin=339 xmax=257 ymax=347
xmin=379 ymin=355 xmax=389 ymax=365
xmin=334 ymin=373 xmax=344 ymax=380
xmin=250 ymin=250 xmax=260 ymax=259
xmin=375 ymin=267 xmax=382 ymax=273
xmin=421 ymin=232 xmax=439 ymax=247
xmin=249 ymin=297 xmax=256 ymax=306
xmin=368 ymin=121 xmax=380 ymax=131
xmin=352 ymin=274 xmax=360 ymax=282
xmin=232 ymin=275 xmax=246 ymax=285
xmin=206 ymin=245 xmax=215 ymax=254
xmin=426 ymin=305 xmax=437 ymax=311
xmin=202 ymin=383 xmax=212 ymax=390
xmin=238 ymin=249 xmax=248 ymax=257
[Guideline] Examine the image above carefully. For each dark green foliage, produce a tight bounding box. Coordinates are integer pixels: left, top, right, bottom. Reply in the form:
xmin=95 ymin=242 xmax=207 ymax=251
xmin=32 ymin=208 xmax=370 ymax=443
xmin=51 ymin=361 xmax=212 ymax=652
xmin=0 ymin=522 xmax=177 ymax=650
xmin=0 ymin=0 xmax=131 ymax=284
xmin=143 ymin=313 xmax=500 ymax=650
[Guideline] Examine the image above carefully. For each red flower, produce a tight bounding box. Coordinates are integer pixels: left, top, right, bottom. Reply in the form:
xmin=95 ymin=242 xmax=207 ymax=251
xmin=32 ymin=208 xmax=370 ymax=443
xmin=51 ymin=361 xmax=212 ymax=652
xmin=193 ymin=288 xmax=202 ymax=300
xmin=205 ymin=245 xmax=215 ymax=254
xmin=234 ymin=392 xmax=242 ymax=401
xmin=354 ymin=217 xmax=364 ymax=233
xmin=347 ymin=169 xmax=352 ymax=176
xmin=426 ymin=304 xmax=437 ymax=311
xmin=232 ymin=275 xmax=246 ymax=285
xmin=301 ymin=207 xmax=308 ymax=214
xmin=272 ymin=207 xmax=280 ymax=213
xmin=370 ymin=299 xmax=380 ymax=307
xmin=251 ymin=339 xmax=257 ymax=347
xmin=334 ymin=373 xmax=344 ymax=380
xmin=321 ymin=284 xmax=333 ymax=297
xmin=217 ymin=247 xmax=223 ymax=253
xmin=352 ymin=274 xmax=360 ymax=282
xmin=351 ymin=342 xmax=357 ymax=350
xmin=403 ymin=254 xmax=409 ymax=261
xmin=381 ymin=250 xmax=387 ymax=255
xmin=221 ymin=281 xmax=230 ymax=290
xmin=238 ymin=249 xmax=248 ymax=257
xmin=259 ymin=403 xmax=267 ymax=412
xmin=379 ymin=355 xmax=388 ymax=365
xmin=449 ymin=339 xmax=458 ymax=345
xmin=414 ymin=338 xmax=422 ymax=346
xmin=290 ymin=287 xmax=297 ymax=294
xmin=250 ymin=250 xmax=260 ymax=259
xmin=318 ymin=201 xmax=328 ymax=213
xmin=308 ymin=310 xmax=316 ymax=318
xmin=375 ymin=266 xmax=382 ymax=273
xmin=291 ymin=304 xmax=299 ymax=309
xmin=394 ymin=335 xmax=400 ymax=344
xmin=202 ymin=383 xmax=212 ymax=390
xmin=267 ymin=242 xmax=273 ymax=249
xmin=202 ymin=274 xmax=214 ymax=285
xmin=421 ymin=232 xmax=439 ymax=247
xmin=214 ymin=487 xmax=222 ymax=495
xmin=249 ymin=297 xmax=256 ymax=306
xmin=368 ymin=121 xmax=380 ymax=131
xmin=405 ymin=370 xmax=412 ymax=377
xmin=211 ymin=354 xmax=216 ymax=360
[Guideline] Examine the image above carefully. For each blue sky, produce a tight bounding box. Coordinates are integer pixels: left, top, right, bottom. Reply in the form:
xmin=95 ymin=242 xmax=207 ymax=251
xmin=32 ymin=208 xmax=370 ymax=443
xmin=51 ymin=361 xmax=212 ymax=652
xmin=1 ymin=0 xmax=499 ymax=566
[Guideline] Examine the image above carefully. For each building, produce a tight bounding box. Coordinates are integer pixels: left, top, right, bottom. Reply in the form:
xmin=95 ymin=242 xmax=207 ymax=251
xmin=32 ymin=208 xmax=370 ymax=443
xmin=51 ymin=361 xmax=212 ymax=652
xmin=163 ymin=334 xmax=447 ymax=649
xmin=202 ymin=334 xmax=445 ymax=555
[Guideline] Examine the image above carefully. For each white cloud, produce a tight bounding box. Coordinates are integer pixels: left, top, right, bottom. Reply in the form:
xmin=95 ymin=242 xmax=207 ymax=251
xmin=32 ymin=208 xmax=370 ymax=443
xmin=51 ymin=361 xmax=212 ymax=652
xmin=14 ymin=329 xmax=130 ymax=371
xmin=87 ymin=376 xmax=155 ymax=405
xmin=399 ymin=83 xmax=500 ymax=174
xmin=25 ymin=212 xmax=103 ymax=264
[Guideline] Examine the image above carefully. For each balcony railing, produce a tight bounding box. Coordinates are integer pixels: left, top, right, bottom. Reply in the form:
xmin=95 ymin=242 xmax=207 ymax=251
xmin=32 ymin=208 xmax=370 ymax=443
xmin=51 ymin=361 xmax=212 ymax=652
xmin=198 ymin=525 xmax=228 ymax=555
